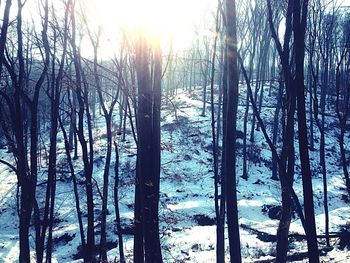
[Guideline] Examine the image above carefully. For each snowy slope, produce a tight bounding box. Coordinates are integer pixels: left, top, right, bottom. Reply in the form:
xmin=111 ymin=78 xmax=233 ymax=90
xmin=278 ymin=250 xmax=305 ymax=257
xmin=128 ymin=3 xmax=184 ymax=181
xmin=0 ymin=85 xmax=350 ymax=262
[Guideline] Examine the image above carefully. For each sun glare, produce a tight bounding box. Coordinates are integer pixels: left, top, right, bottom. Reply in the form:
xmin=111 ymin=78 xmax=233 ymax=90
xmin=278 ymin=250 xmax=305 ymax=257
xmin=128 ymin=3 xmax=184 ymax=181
xmin=81 ymin=0 xmax=214 ymax=57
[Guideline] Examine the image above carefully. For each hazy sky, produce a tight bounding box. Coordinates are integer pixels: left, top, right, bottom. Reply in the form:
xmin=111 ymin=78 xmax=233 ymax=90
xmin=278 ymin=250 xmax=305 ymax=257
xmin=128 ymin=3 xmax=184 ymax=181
xmin=0 ymin=0 xmax=214 ymax=58
xmin=4 ymin=0 xmax=350 ymax=59
xmin=79 ymin=0 xmax=216 ymax=58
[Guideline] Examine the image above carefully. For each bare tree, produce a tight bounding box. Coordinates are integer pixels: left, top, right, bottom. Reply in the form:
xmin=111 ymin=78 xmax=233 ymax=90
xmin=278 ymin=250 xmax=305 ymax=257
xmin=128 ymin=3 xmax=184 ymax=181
xmin=134 ymin=33 xmax=163 ymax=262
xmin=225 ymin=0 xmax=242 ymax=261
xmin=70 ymin=2 xmax=96 ymax=260
xmin=267 ymin=0 xmax=319 ymax=261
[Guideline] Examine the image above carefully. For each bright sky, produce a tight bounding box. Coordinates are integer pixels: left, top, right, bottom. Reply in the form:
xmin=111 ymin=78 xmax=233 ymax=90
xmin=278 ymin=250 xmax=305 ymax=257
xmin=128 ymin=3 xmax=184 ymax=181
xmin=0 ymin=0 xmax=217 ymax=59
xmin=79 ymin=0 xmax=216 ymax=58
xmin=6 ymin=0 xmax=350 ymax=59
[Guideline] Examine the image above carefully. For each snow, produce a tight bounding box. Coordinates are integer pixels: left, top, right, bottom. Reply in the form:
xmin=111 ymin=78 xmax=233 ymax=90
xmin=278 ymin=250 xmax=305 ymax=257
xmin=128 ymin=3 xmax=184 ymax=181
xmin=0 ymin=85 xmax=350 ymax=262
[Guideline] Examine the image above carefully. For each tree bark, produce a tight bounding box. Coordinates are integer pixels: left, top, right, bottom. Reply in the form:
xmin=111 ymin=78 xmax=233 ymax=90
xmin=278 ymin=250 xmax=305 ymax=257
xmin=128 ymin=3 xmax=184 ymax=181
xmin=294 ymin=0 xmax=320 ymax=261
xmin=225 ymin=0 xmax=242 ymax=262
xmin=134 ymin=34 xmax=163 ymax=263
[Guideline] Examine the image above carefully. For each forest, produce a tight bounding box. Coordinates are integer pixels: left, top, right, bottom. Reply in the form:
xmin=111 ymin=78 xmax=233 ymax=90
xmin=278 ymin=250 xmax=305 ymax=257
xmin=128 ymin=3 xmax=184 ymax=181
xmin=0 ymin=0 xmax=349 ymax=262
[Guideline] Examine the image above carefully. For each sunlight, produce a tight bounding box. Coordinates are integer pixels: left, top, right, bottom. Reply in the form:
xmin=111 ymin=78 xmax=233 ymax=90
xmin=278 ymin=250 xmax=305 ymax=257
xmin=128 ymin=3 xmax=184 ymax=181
xmin=81 ymin=0 xmax=214 ymax=57
xmin=115 ymin=0 xmax=175 ymax=35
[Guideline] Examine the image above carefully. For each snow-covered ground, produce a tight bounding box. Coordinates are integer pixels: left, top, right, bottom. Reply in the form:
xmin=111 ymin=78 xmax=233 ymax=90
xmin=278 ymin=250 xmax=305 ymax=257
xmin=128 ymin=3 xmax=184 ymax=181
xmin=0 ymin=85 xmax=350 ymax=262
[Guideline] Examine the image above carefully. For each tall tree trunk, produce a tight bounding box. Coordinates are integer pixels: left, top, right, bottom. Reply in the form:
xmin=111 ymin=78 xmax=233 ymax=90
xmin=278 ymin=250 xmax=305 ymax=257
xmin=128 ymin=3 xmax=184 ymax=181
xmin=114 ymin=142 xmax=125 ymax=263
xmin=46 ymin=14 xmax=68 ymax=260
xmin=59 ymin=115 xmax=86 ymax=249
xmin=208 ymin=6 xmax=223 ymax=261
xmin=71 ymin=7 xmax=95 ymax=261
xmin=0 ymin=0 xmax=12 ymax=78
xmin=294 ymin=0 xmax=320 ymax=261
xmin=307 ymin=54 xmax=314 ymax=150
xmin=133 ymin=160 xmax=144 ymax=262
xmin=14 ymin=2 xmax=33 ymax=261
xmin=225 ymin=0 xmax=242 ymax=262
xmin=86 ymin=30 xmax=119 ymax=262
xmin=242 ymin=20 xmax=258 ymax=180
xmin=201 ymin=45 xmax=210 ymax=117
xmin=134 ymin=34 xmax=163 ymax=262
xmin=218 ymin=47 xmax=227 ymax=263
xmin=150 ymin=40 xmax=163 ymax=262
xmin=271 ymin=79 xmax=282 ymax=181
